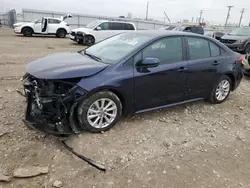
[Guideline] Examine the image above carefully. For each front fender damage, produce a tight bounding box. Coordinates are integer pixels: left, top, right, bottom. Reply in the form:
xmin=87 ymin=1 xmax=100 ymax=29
xmin=21 ymin=74 xmax=87 ymax=136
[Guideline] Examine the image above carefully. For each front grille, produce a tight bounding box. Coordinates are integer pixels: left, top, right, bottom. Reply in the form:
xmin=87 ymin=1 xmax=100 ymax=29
xmin=220 ymin=39 xmax=237 ymax=44
xmin=71 ymin=32 xmax=75 ymax=36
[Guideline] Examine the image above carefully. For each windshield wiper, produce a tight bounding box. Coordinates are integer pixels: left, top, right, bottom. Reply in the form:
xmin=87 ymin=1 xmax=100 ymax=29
xmin=83 ymin=51 xmax=102 ymax=62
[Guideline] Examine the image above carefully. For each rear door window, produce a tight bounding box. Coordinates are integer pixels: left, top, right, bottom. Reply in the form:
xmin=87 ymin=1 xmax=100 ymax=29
xmin=48 ymin=19 xmax=61 ymax=24
xmin=109 ymin=23 xmax=124 ymax=30
xmin=187 ymin=37 xmax=210 ymax=60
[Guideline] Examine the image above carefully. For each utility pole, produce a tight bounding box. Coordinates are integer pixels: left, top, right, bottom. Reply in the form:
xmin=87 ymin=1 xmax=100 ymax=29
xmin=164 ymin=11 xmax=171 ymax=23
xmin=225 ymin=6 xmax=234 ymax=27
xmin=146 ymin=1 xmax=149 ymax=20
xmin=199 ymin=10 xmax=203 ymax=24
xmin=238 ymin=8 xmax=245 ymax=27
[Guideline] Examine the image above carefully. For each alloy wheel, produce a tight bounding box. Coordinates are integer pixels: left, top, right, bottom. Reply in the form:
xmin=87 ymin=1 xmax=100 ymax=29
xmin=215 ymin=80 xmax=230 ymax=101
xmin=87 ymin=98 xmax=117 ymax=129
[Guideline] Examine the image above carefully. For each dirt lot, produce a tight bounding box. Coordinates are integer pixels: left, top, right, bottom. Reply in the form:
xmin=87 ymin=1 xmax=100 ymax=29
xmin=1 ymin=26 xmax=250 ymax=188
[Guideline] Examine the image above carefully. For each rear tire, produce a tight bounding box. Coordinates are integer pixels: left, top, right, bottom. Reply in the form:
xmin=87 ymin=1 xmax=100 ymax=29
xmin=22 ymin=28 xmax=33 ymax=37
xmin=208 ymin=75 xmax=232 ymax=104
xmin=56 ymin=29 xmax=66 ymax=38
xmin=77 ymin=91 xmax=122 ymax=133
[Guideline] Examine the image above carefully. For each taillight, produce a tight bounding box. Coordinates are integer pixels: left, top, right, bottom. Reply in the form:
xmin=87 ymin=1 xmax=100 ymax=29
xmin=238 ymin=57 xmax=243 ymax=63
xmin=212 ymin=33 xmax=216 ymax=38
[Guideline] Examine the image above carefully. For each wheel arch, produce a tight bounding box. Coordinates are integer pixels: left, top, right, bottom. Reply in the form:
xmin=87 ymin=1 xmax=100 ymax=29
xmin=56 ymin=28 xmax=67 ymax=34
xmin=80 ymin=31 xmax=96 ymax=39
xmin=21 ymin=26 xmax=34 ymax=34
xmin=86 ymin=86 xmax=127 ymax=116
xmin=224 ymin=73 xmax=235 ymax=90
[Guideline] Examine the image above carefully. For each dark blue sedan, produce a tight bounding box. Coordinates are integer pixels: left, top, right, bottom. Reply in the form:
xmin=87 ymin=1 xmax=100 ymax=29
xmin=22 ymin=31 xmax=243 ymax=135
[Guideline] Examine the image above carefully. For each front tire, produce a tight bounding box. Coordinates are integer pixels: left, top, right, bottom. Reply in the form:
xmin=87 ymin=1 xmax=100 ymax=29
xmin=77 ymin=91 xmax=122 ymax=133
xmin=208 ymin=75 xmax=232 ymax=104
xmin=22 ymin=28 xmax=33 ymax=37
xmin=83 ymin=35 xmax=95 ymax=46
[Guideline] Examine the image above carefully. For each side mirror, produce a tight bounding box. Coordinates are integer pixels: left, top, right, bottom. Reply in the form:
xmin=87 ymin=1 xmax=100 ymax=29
xmin=137 ymin=58 xmax=160 ymax=68
xmin=96 ymin=26 xmax=102 ymax=31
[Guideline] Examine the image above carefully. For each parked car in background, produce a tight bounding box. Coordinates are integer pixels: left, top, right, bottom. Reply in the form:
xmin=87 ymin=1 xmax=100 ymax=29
xmin=22 ymin=31 xmax=243 ymax=135
xmin=158 ymin=25 xmax=176 ymax=30
xmin=13 ymin=14 xmax=73 ymax=38
xmin=70 ymin=20 xmax=136 ymax=46
xmin=242 ymin=53 xmax=250 ymax=76
xmin=171 ymin=25 xmax=204 ymax=35
xmin=204 ymin=30 xmax=225 ymax=41
xmin=220 ymin=27 xmax=250 ymax=54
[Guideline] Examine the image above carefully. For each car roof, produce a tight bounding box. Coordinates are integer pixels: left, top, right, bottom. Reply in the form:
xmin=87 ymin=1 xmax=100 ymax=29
xmin=132 ymin=30 xmax=230 ymax=51
xmin=130 ymin=30 xmax=207 ymax=38
xmin=98 ymin=20 xmax=135 ymax=24
xmin=43 ymin=17 xmax=61 ymax=20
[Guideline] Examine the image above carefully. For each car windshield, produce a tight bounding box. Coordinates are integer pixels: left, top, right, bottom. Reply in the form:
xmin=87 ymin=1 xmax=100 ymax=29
xmin=85 ymin=20 xmax=102 ymax=29
xmin=228 ymin=28 xmax=250 ymax=36
xmin=32 ymin=18 xmax=42 ymax=23
xmin=84 ymin=33 xmax=153 ymax=64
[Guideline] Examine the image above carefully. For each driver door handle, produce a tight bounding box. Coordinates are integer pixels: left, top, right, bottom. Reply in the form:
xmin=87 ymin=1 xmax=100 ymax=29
xmin=212 ymin=61 xmax=220 ymax=66
xmin=177 ymin=67 xmax=188 ymax=72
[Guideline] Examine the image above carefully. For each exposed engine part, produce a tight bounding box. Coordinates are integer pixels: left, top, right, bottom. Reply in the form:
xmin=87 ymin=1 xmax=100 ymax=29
xmin=23 ymin=74 xmax=87 ymax=135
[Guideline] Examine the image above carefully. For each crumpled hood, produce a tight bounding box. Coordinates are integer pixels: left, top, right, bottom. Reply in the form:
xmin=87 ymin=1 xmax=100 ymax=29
xmin=26 ymin=52 xmax=108 ymax=79
xmin=221 ymin=34 xmax=250 ymax=41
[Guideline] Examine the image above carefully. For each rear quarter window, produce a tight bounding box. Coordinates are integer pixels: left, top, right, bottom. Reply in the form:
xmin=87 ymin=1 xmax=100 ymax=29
xmin=209 ymin=42 xmax=221 ymax=57
xmin=124 ymin=23 xmax=135 ymax=30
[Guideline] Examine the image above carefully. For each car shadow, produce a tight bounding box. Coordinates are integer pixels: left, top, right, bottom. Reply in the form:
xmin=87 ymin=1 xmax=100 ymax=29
xmin=14 ymin=34 xmax=69 ymax=39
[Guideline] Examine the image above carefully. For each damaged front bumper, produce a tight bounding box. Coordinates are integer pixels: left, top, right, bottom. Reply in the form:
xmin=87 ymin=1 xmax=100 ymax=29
xmin=21 ymin=74 xmax=87 ymax=136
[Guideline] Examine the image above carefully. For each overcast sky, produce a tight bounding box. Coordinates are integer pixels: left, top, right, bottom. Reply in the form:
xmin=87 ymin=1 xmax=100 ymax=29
xmin=1 ymin=0 xmax=250 ymax=25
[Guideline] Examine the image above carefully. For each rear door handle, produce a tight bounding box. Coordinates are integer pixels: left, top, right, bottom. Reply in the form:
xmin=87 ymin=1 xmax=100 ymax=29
xmin=177 ymin=67 xmax=188 ymax=72
xmin=212 ymin=61 xmax=220 ymax=66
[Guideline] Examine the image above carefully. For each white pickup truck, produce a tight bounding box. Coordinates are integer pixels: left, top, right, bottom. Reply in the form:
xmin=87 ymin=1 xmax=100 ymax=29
xmin=70 ymin=20 xmax=137 ymax=46
xmin=13 ymin=14 xmax=73 ymax=38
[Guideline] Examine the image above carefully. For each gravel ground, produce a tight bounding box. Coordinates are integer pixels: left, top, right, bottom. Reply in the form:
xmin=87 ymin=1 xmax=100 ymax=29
xmin=1 ymin=26 xmax=250 ymax=188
